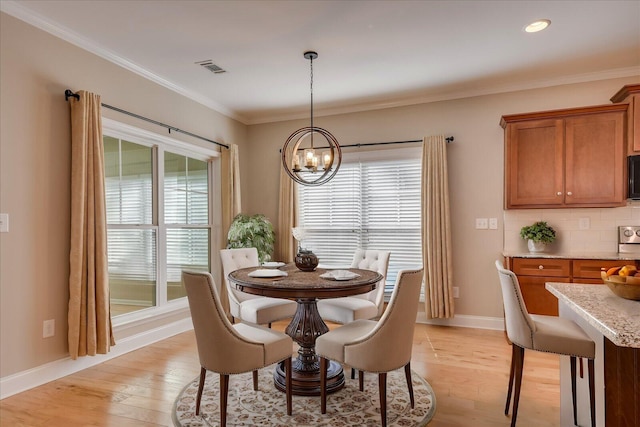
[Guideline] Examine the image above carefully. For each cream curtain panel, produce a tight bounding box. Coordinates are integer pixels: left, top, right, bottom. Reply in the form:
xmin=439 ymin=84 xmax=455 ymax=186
xmin=276 ymin=168 xmax=298 ymax=263
xmin=67 ymin=90 xmax=114 ymax=359
xmin=421 ymin=135 xmax=454 ymax=318
xmin=220 ymin=143 xmax=242 ymax=313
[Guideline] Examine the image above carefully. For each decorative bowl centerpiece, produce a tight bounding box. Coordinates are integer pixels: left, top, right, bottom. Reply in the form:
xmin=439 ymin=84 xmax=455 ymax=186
xmin=292 ymin=227 xmax=319 ymax=272
xmin=601 ymin=265 xmax=640 ymax=301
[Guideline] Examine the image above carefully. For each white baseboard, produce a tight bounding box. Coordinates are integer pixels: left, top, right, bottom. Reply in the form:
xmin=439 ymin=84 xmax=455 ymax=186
xmin=416 ymin=312 xmax=505 ymax=330
xmin=0 ymin=317 xmax=194 ymax=400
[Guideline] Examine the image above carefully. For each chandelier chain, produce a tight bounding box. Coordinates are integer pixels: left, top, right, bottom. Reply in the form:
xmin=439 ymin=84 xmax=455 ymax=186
xmin=310 ymin=55 xmax=314 ymax=148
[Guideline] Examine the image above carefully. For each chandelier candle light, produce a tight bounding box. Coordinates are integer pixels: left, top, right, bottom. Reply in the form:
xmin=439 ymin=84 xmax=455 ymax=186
xmin=281 ymin=51 xmax=342 ymax=186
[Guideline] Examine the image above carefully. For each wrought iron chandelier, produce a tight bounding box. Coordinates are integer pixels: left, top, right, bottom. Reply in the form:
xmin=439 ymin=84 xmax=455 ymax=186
xmin=281 ymin=51 xmax=341 ymax=186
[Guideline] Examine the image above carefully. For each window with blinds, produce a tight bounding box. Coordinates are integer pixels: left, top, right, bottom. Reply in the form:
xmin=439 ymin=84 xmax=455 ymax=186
xmin=164 ymin=153 xmax=210 ymax=300
xmin=298 ymin=147 xmax=423 ymax=293
xmin=104 ymin=130 xmax=213 ymax=317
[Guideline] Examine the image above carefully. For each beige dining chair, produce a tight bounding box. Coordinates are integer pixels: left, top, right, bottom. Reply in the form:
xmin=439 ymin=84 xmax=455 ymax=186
xmin=317 ymin=249 xmax=391 ymax=379
xmin=182 ymin=270 xmax=293 ymax=427
xmin=317 ymin=249 xmax=390 ymax=323
xmin=495 ymin=261 xmax=595 ymax=427
xmin=316 ymin=268 xmax=424 ymax=427
xmin=220 ymin=248 xmax=297 ymax=327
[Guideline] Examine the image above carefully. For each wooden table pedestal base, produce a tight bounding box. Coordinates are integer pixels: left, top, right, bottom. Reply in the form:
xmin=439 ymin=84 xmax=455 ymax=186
xmin=274 ymin=359 xmax=345 ymax=396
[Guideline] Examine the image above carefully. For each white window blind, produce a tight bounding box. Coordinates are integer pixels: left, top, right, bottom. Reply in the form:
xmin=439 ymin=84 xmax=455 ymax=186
xmin=298 ymin=148 xmax=423 ymax=292
xmin=164 ymin=152 xmax=210 ymax=299
xmin=104 ymin=137 xmax=157 ymax=308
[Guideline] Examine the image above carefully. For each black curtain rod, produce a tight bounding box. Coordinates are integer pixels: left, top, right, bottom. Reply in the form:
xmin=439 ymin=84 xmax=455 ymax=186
xmin=64 ymin=89 xmax=229 ymax=149
xmin=278 ymin=136 xmax=453 ymax=152
xmin=340 ymin=137 xmax=453 ymax=149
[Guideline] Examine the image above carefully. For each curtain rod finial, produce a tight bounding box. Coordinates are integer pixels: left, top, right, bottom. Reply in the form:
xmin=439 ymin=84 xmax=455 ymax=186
xmin=65 ymin=89 xmax=79 ymax=101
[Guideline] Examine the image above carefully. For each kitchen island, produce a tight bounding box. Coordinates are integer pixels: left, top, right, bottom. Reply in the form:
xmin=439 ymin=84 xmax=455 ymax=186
xmin=546 ymin=282 xmax=639 ymax=427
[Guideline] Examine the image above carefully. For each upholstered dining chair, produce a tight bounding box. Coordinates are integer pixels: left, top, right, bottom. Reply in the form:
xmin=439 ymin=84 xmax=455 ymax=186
xmin=220 ymin=248 xmax=297 ymax=327
xmin=182 ymin=270 xmax=293 ymax=427
xmin=316 ymin=268 xmax=424 ymax=427
xmin=317 ymin=249 xmax=391 ymax=379
xmin=317 ymin=249 xmax=391 ymax=323
xmin=495 ymin=261 xmax=595 ymax=427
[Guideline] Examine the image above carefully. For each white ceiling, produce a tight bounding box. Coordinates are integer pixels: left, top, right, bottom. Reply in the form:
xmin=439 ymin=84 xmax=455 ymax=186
xmin=2 ymin=0 xmax=639 ymax=125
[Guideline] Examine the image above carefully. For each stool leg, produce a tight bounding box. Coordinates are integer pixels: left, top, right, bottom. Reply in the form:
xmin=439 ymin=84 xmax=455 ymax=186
xmin=588 ymin=359 xmax=595 ymax=427
xmin=505 ymin=343 xmax=517 ymax=415
xmin=571 ymin=356 xmax=577 ymax=425
xmin=510 ymin=345 xmax=525 ymax=427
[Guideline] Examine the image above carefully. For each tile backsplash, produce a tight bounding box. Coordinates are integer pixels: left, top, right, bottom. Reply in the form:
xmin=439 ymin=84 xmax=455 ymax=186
xmin=503 ymin=201 xmax=640 ymax=253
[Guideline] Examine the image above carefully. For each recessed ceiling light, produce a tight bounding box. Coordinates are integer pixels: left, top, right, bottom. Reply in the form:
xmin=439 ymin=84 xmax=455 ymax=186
xmin=524 ymin=19 xmax=551 ymax=33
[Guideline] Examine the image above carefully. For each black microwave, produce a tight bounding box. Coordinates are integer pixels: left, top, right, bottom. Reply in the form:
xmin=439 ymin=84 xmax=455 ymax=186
xmin=630 ymin=155 xmax=640 ymax=199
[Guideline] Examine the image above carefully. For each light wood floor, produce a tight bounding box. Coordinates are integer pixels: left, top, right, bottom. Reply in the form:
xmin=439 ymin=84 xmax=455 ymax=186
xmin=0 ymin=322 xmax=560 ymax=426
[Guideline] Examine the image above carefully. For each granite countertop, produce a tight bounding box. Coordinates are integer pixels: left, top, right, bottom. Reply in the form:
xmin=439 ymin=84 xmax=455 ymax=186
xmin=546 ymin=282 xmax=640 ymax=348
xmin=504 ymin=251 xmax=639 ymax=261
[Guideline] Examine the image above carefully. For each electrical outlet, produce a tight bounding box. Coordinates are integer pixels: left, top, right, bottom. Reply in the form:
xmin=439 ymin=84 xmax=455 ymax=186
xmin=475 ymin=218 xmax=488 ymax=229
xmin=43 ymin=319 xmax=55 ymax=338
xmin=0 ymin=213 xmax=8 ymax=233
xmin=452 ymin=287 xmax=460 ymax=298
xmin=579 ymin=217 xmax=590 ymax=230
xmin=489 ymin=218 xmax=498 ymax=229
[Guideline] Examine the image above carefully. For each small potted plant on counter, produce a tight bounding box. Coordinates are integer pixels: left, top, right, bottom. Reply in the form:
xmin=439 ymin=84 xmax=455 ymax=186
xmin=520 ymin=221 xmax=556 ymax=253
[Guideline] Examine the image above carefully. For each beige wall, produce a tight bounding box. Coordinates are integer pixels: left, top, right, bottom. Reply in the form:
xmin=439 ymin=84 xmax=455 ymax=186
xmin=0 ymin=13 xmax=246 ymax=377
xmin=244 ymin=76 xmax=639 ymax=320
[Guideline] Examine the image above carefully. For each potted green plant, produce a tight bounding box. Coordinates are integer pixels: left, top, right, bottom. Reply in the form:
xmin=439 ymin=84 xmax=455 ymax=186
xmin=227 ymin=214 xmax=275 ymax=263
xmin=520 ymin=221 xmax=556 ymax=252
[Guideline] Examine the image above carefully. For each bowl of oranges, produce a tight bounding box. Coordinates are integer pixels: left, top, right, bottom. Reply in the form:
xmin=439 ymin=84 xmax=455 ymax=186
xmin=601 ymin=265 xmax=640 ymax=301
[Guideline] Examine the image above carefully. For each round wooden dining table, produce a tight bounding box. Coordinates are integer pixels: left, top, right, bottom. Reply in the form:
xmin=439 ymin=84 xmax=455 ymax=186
xmin=228 ymin=263 xmax=383 ymax=396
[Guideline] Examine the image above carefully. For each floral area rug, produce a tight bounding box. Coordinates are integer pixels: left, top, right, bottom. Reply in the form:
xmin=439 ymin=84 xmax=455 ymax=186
xmin=172 ymin=365 xmax=436 ymax=426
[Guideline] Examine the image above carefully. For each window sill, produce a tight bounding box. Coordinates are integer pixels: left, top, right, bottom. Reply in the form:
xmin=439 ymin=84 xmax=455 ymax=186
xmin=112 ymin=298 xmax=190 ymax=334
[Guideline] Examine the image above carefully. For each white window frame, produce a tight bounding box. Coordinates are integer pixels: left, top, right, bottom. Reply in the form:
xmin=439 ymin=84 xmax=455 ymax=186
xmin=103 ymin=118 xmax=221 ymax=325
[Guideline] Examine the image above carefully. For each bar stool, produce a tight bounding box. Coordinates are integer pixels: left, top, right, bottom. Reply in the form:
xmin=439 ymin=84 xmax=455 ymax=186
xmin=495 ymin=261 xmax=595 ymax=427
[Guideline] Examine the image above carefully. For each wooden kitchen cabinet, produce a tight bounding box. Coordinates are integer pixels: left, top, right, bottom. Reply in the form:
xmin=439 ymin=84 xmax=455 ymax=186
xmin=510 ymin=258 xmax=570 ymax=316
xmin=610 ymin=83 xmax=640 ymax=154
xmin=501 ymin=104 xmax=627 ymax=209
xmin=572 ymin=259 xmax=633 ymax=284
xmin=505 ymin=257 xmax=636 ymax=315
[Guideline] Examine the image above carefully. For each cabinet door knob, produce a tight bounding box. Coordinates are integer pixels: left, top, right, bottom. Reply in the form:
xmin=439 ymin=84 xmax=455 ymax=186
xmin=556 ymin=192 xmax=563 ymax=196
xmin=538 ymin=265 xmax=544 ymax=270
xmin=567 ymin=191 xmax=573 ymax=196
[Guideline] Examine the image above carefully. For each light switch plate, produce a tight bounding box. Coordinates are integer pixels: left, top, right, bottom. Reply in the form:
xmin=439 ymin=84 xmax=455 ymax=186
xmin=489 ymin=218 xmax=498 ymax=229
xmin=0 ymin=213 xmax=8 ymax=233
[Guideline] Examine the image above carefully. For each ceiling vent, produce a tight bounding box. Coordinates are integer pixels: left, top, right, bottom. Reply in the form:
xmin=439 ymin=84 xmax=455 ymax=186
xmin=195 ymin=60 xmax=226 ymax=74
